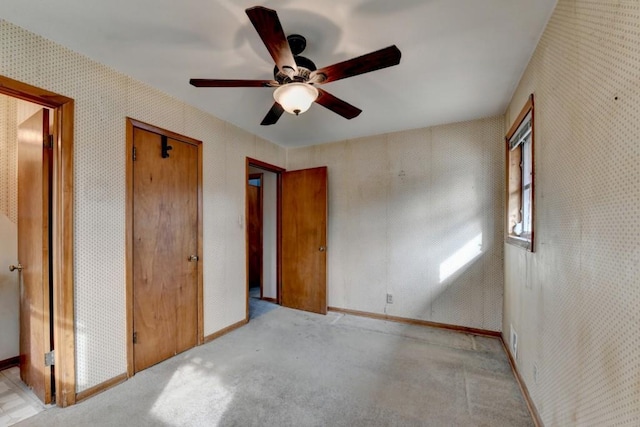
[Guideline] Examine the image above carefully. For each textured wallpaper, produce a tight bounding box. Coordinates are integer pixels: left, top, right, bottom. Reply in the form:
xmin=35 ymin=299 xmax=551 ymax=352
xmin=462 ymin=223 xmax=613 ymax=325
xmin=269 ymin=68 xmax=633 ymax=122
xmin=504 ymin=0 xmax=640 ymax=425
xmin=0 ymin=95 xmax=17 ymax=224
xmin=287 ymin=116 xmax=505 ymax=332
xmin=0 ymin=20 xmax=286 ymax=392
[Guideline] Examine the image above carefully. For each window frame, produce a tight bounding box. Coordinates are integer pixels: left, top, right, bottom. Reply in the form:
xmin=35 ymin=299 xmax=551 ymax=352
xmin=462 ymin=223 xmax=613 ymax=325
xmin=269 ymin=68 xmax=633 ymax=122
xmin=505 ymin=94 xmax=535 ymax=251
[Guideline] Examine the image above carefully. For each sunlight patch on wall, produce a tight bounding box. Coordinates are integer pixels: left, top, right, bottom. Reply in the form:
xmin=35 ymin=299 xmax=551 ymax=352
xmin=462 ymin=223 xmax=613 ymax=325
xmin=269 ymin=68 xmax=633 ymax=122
xmin=439 ymin=233 xmax=483 ymax=283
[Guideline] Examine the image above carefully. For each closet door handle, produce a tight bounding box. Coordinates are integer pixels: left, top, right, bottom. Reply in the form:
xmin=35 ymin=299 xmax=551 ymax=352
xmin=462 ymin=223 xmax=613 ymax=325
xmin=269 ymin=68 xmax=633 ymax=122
xmin=9 ymin=264 xmax=23 ymax=272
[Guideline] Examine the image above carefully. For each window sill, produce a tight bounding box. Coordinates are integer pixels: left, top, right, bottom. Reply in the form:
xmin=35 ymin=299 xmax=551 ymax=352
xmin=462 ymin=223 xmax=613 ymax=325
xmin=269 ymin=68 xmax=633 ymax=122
xmin=506 ymin=235 xmax=533 ymax=251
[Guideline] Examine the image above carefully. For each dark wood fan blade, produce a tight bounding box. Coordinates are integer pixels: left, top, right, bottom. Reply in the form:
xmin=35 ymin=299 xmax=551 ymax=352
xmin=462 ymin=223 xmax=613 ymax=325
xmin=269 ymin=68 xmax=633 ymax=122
xmin=315 ymin=89 xmax=362 ymax=119
xmin=246 ymin=6 xmax=297 ymax=75
xmin=311 ymin=45 xmax=401 ymax=84
xmin=261 ymin=103 xmax=285 ymax=126
xmin=190 ymin=79 xmax=276 ymax=88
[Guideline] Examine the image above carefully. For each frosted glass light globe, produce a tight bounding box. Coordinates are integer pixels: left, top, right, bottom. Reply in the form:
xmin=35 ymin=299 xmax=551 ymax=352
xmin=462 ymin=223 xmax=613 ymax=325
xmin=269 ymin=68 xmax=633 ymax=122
xmin=273 ymin=83 xmax=319 ymax=116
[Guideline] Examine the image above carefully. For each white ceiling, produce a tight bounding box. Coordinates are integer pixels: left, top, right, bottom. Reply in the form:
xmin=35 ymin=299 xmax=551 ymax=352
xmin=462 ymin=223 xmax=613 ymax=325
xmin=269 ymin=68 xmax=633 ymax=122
xmin=2 ymin=0 xmax=556 ymax=147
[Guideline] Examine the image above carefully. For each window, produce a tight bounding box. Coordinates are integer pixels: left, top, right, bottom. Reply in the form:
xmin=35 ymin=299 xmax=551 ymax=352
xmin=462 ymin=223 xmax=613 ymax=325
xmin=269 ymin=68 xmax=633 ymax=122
xmin=506 ymin=94 xmax=535 ymax=251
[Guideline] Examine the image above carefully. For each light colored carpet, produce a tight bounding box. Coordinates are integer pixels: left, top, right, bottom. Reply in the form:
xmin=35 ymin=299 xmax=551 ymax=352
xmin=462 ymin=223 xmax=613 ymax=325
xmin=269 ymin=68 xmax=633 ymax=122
xmin=17 ymin=303 xmax=533 ymax=426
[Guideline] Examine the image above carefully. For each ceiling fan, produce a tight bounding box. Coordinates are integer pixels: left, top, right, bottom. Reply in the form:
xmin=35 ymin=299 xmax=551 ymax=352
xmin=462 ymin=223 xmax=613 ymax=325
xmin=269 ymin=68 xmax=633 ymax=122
xmin=190 ymin=6 xmax=402 ymax=125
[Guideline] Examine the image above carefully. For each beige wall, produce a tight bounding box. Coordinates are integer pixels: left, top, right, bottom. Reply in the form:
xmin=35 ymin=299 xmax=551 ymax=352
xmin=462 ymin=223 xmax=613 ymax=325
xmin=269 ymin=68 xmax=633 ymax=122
xmin=504 ymin=0 xmax=640 ymax=425
xmin=287 ymin=116 xmax=505 ymax=331
xmin=0 ymin=20 xmax=286 ymax=392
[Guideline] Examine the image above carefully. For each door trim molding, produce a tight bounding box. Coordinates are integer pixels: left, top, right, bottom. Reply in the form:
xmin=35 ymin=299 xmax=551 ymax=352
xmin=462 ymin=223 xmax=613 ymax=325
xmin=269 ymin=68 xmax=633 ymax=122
xmin=0 ymin=75 xmax=76 ymax=407
xmin=203 ymin=318 xmax=248 ymax=344
xmin=75 ymin=372 xmax=128 ymax=403
xmin=245 ymin=158 xmax=284 ymax=319
xmin=125 ymin=118 xmax=204 ymax=377
xmin=328 ymin=307 xmax=501 ymax=338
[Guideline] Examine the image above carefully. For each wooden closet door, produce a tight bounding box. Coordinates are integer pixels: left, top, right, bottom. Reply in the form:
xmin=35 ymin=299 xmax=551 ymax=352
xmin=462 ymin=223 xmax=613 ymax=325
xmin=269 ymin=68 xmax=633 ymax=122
xmin=132 ymin=127 xmax=198 ymax=372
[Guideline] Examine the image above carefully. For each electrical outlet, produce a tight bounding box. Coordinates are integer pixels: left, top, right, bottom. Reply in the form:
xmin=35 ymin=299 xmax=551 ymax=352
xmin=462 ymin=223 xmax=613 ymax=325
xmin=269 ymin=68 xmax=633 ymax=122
xmin=510 ymin=324 xmax=518 ymax=360
xmin=386 ymin=293 xmax=393 ymax=304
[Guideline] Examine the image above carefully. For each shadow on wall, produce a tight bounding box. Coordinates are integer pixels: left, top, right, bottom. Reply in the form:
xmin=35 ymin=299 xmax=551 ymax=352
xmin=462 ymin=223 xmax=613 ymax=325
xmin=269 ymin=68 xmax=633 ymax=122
xmin=324 ymin=122 xmax=503 ymax=331
xmin=422 ymin=229 xmax=490 ymax=328
xmin=367 ymin=175 xmax=500 ymax=328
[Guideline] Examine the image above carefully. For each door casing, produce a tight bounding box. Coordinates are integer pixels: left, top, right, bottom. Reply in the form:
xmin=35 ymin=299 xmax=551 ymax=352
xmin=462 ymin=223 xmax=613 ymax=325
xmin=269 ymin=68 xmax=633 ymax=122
xmin=125 ymin=118 xmax=204 ymax=377
xmin=0 ymin=75 xmax=76 ymax=407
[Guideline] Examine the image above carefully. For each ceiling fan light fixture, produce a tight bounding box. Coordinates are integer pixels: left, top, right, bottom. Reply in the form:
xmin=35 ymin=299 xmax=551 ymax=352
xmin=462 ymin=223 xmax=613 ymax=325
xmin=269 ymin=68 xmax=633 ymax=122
xmin=273 ymin=82 xmax=318 ymax=116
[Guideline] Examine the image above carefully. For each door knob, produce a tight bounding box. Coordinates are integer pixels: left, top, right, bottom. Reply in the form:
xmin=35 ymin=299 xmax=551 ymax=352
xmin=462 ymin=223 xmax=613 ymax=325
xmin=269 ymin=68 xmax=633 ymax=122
xmin=188 ymin=255 xmax=199 ymax=262
xmin=9 ymin=264 xmax=23 ymax=272
xmin=319 ymin=246 xmax=326 ymax=252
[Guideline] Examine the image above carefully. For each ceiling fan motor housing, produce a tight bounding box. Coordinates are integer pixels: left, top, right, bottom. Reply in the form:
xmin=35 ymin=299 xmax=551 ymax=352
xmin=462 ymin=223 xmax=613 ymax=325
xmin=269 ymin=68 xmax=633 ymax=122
xmin=287 ymin=34 xmax=307 ymax=55
xmin=273 ymin=55 xmax=316 ymax=83
xmin=273 ymin=34 xmax=318 ymax=84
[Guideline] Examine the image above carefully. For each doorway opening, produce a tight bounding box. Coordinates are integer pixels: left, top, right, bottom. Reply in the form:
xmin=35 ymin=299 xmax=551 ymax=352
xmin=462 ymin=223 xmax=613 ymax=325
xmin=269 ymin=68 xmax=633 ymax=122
xmin=245 ymin=159 xmax=329 ymax=319
xmin=0 ymin=75 xmax=76 ymax=408
xmin=245 ymin=158 xmax=283 ymax=320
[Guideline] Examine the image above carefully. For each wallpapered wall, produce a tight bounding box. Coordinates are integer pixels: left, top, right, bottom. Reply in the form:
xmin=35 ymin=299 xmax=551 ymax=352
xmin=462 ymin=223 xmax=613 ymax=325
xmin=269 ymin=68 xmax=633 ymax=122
xmin=0 ymin=20 xmax=286 ymax=392
xmin=0 ymin=95 xmax=17 ymax=224
xmin=504 ymin=0 xmax=640 ymax=425
xmin=287 ymin=116 xmax=505 ymax=332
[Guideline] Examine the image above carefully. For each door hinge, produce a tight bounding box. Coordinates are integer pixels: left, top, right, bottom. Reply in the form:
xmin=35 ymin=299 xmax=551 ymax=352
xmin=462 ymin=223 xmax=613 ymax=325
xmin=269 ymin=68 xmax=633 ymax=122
xmin=132 ymin=146 xmax=137 ymax=161
xmin=44 ymin=350 xmax=55 ymax=367
xmin=133 ymin=332 xmax=138 ymax=344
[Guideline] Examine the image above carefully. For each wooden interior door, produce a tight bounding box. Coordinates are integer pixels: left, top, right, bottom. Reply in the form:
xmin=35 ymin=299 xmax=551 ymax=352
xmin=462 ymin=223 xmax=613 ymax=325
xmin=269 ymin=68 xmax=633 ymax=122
xmin=281 ymin=167 xmax=328 ymax=314
xmin=132 ymin=127 xmax=198 ymax=373
xmin=17 ymin=109 xmax=52 ymax=404
xmin=247 ymin=174 xmax=263 ymax=290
